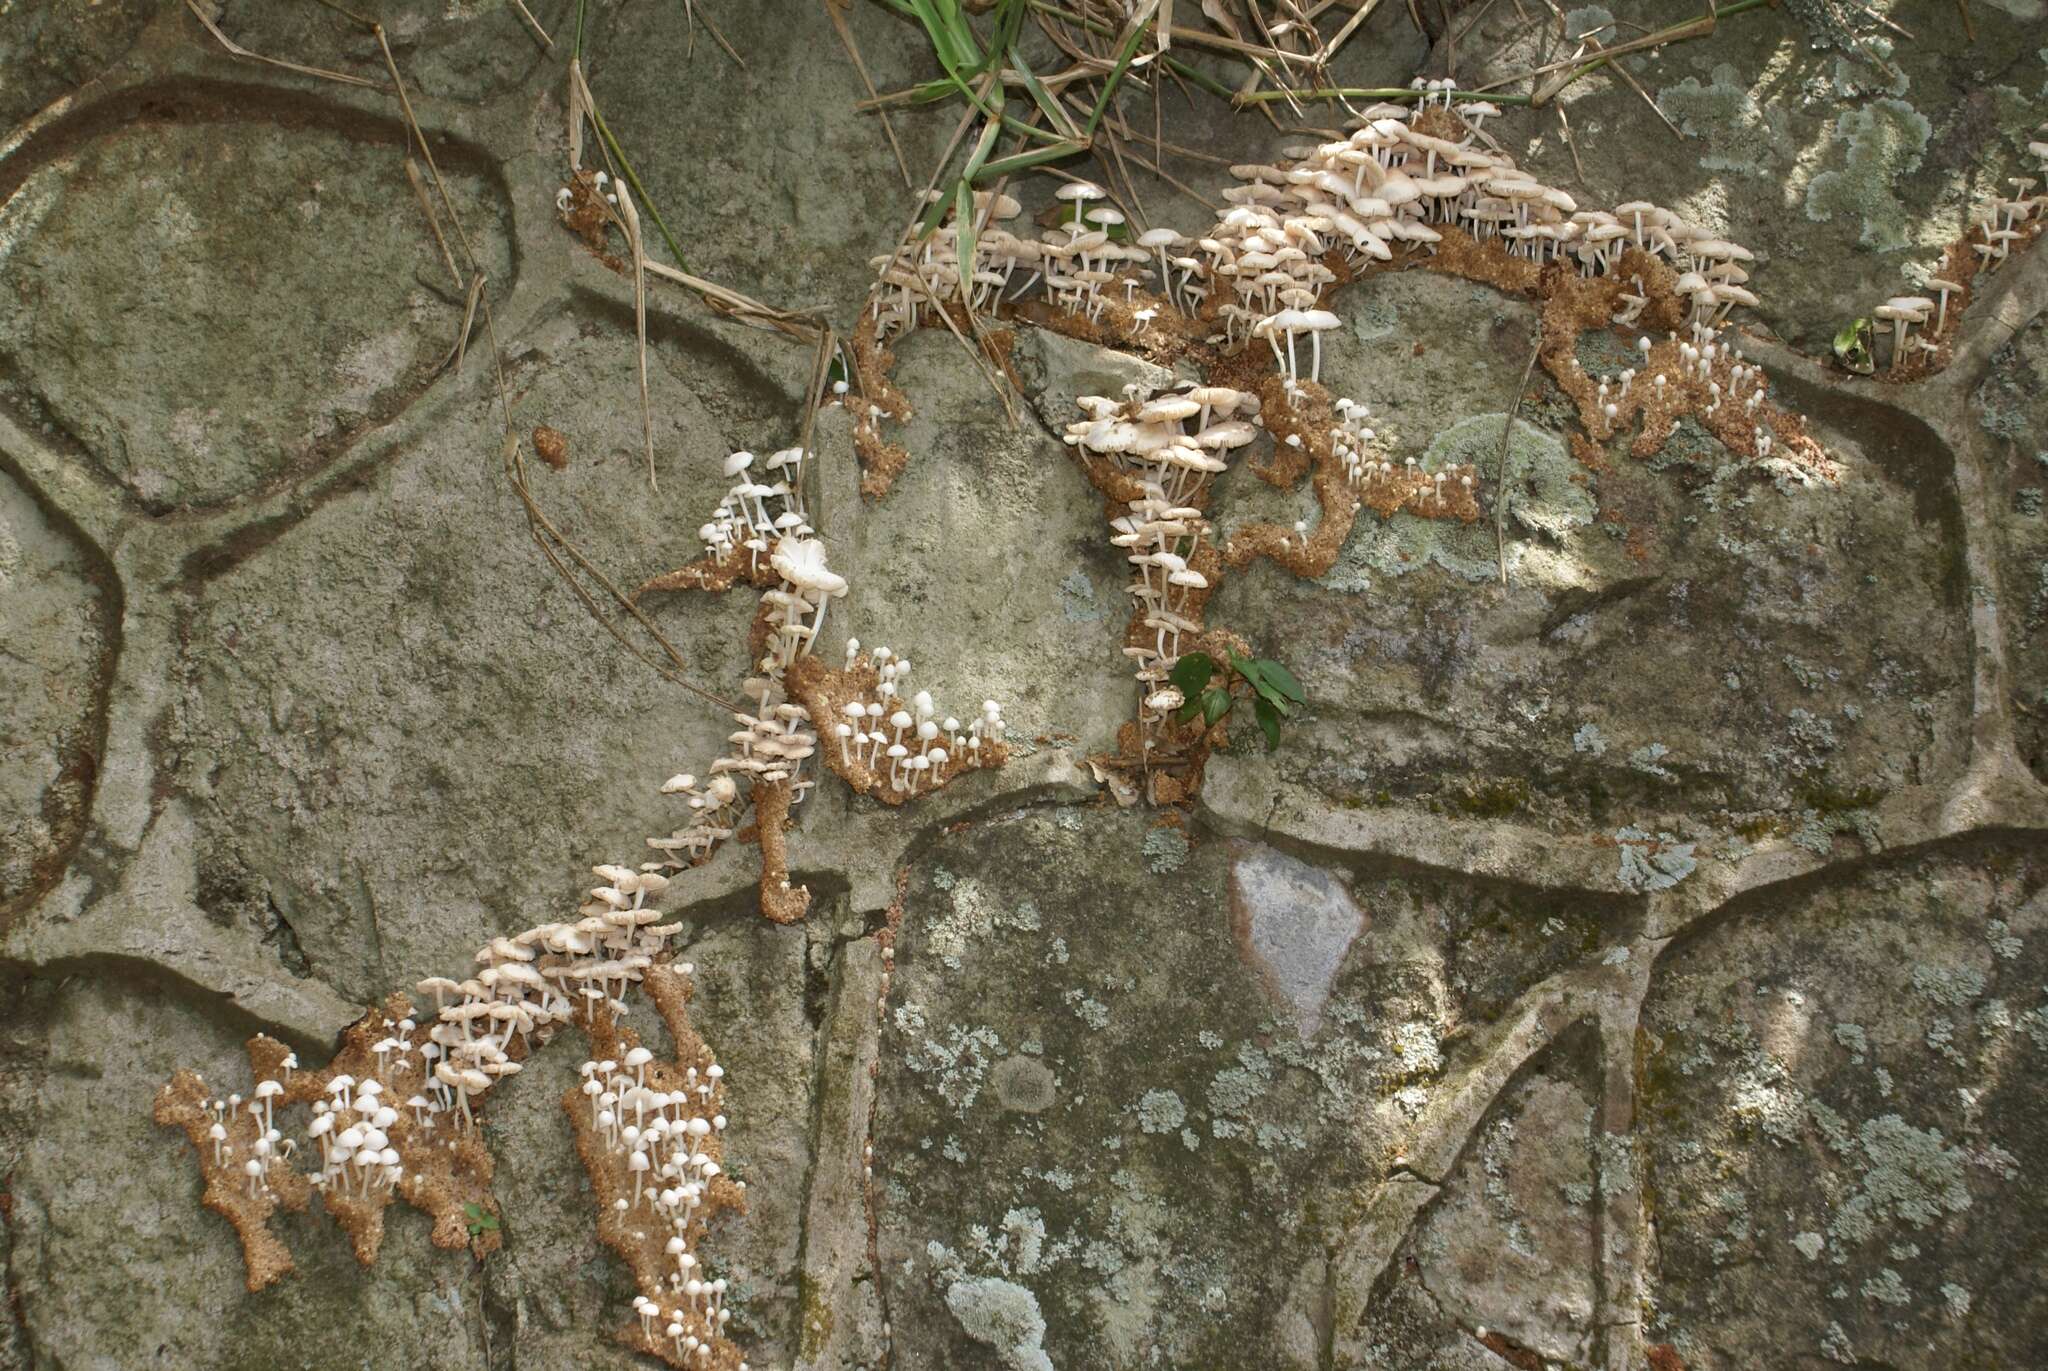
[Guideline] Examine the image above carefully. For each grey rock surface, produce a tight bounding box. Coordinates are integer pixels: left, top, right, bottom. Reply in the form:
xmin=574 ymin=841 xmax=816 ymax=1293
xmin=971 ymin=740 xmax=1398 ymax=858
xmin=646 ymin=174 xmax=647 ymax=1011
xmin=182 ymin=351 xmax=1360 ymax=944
xmin=0 ymin=3 xmax=2043 ymax=1371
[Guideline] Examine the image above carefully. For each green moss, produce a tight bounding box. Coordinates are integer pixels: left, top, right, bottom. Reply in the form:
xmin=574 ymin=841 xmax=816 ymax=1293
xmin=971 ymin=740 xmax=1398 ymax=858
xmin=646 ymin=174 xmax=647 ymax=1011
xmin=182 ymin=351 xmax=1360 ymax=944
xmin=1799 ymin=781 xmax=1886 ymax=814
xmin=1735 ymin=815 xmax=1783 ymax=841
xmin=798 ymin=1274 xmax=835 ymax=1361
xmin=1449 ymin=777 xmax=1529 ymax=817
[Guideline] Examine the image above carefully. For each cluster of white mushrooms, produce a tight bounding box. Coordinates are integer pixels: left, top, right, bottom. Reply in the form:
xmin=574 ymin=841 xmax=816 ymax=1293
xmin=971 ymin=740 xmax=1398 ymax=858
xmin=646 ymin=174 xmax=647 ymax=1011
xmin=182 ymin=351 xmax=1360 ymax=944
xmin=868 ymin=97 xmax=1774 ymax=381
xmin=695 ymin=447 xmax=815 ymax=586
xmin=829 ymin=642 xmax=1005 ymax=794
xmin=655 ymin=450 xmax=829 ymax=865
xmin=1187 ymin=108 xmax=1767 ymax=350
xmin=1870 ymin=137 xmax=2046 ymax=375
xmin=1060 ymin=382 xmax=1261 ymax=741
xmin=202 ymin=1056 xmax=298 ymax=1200
xmin=1969 ymin=150 xmax=2045 ymax=273
xmin=576 ymin=1045 xmax=745 ymax=1368
xmin=1328 ymin=395 xmax=1447 ymax=507
xmin=867 ymin=186 xmax=1178 ymax=342
xmin=1570 ymin=326 xmax=1774 ymax=437
xmin=414 ymin=864 xmax=682 ymax=1121
xmin=305 ymin=1068 xmax=407 ymax=1200
xmin=187 ymin=880 xmax=685 ymax=1211
xmin=649 ymin=446 xmax=1005 ymax=869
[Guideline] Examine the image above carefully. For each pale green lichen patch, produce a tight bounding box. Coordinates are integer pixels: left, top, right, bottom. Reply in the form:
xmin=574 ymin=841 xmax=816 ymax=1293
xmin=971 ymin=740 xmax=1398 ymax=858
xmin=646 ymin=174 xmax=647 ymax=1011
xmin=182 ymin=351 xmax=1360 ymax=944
xmin=1826 ymin=1114 xmax=1973 ymax=1244
xmin=944 ymin=1276 xmax=1054 ymax=1371
xmin=1616 ymin=826 xmax=1697 ymax=891
xmin=1657 ymin=63 xmax=1791 ymax=175
xmin=1826 ymin=39 xmax=1907 ymax=100
xmin=1140 ymin=826 xmax=1189 ymax=873
xmin=1133 ymin=1089 xmax=1186 ymax=1134
xmin=1803 ymin=99 xmax=1933 ymax=251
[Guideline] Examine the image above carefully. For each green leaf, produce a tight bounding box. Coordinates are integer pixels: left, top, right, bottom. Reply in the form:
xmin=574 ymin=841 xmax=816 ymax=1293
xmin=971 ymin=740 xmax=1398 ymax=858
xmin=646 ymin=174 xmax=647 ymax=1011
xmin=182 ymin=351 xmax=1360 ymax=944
xmin=1227 ymin=653 xmax=1270 ymax=706
xmin=917 ymin=177 xmax=959 ymax=237
xmin=1255 ymin=658 xmax=1305 ymax=703
xmin=1250 ymin=678 xmax=1292 ymax=716
xmin=464 ymin=1203 xmax=484 ymax=1220
xmin=960 ymin=115 xmax=1003 ymax=183
xmin=976 ymin=138 xmax=1088 ymax=180
xmin=1168 ymin=652 xmax=1215 ymax=694
xmin=1176 ymin=697 xmax=1203 ymax=724
xmin=1202 ymin=687 xmax=1232 ymax=726
xmin=1832 ymin=315 xmax=1875 ymax=375
xmin=1254 ymin=696 xmax=1282 ymax=750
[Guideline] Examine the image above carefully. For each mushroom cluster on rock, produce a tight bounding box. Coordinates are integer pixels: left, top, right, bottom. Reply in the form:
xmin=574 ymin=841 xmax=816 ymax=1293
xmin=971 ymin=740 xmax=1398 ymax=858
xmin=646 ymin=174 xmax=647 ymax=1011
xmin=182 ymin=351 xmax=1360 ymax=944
xmin=568 ymin=957 xmax=747 ymax=1371
xmin=816 ymin=646 xmax=1002 ymax=796
xmin=853 ymin=96 xmax=1803 ymax=481
xmin=1180 ymin=107 xmax=1770 ymax=356
xmin=865 ymin=184 xmax=1169 ymax=344
xmin=642 ymin=444 xmax=1008 ymax=914
xmin=1063 ymin=381 xmax=1259 ymax=747
xmin=1848 ymin=131 xmax=2045 ymax=376
xmin=850 ymin=93 xmax=1839 ymax=806
xmin=691 ymin=447 xmax=813 ymax=581
xmin=154 ymin=897 xmax=695 ymax=1291
xmin=1970 ymin=162 xmax=2044 ymax=272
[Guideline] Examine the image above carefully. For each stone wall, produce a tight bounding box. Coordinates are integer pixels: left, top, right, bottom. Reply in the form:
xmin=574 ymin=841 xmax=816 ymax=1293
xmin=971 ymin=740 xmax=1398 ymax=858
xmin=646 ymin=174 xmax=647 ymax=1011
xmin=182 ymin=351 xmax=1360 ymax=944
xmin=1 ymin=3 xmax=2044 ymax=1369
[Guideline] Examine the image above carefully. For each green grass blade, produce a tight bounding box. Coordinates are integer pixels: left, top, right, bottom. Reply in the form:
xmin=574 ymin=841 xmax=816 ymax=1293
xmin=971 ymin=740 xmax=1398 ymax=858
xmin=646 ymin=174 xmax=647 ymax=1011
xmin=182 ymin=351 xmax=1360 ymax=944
xmin=1007 ymin=43 xmax=1081 ymax=139
xmin=977 ymin=138 xmax=1086 ymax=179
xmin=1083 ymin=3 xmax=1157 ymax=139
xmin=952 ymin=178 xmax=975 ymax=295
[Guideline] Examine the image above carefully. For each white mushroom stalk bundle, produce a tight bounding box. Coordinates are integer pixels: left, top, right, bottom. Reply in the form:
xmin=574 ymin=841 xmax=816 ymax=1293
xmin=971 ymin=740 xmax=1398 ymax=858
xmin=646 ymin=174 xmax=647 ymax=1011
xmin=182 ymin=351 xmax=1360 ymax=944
xmin=1063 ymin=381 xmax=1261 ymax=743
xmin=867 ymin=189 xmax=1031 ymax=343
xmin=646 ymin=437 xmax=1008 ymax=906
xmin=578 ymin=1044 xmax=733 ymax=1333
xmin=857 ymin=102 xmax=1782 ymax=421
xmin=414 ymin=866 xmax=683 ymax=1129
xmin=153 ymin=897 xmax=694 ymax=1290
xmin=694 ymin=447 xmax=811 ymax=576
xmin=1183 ymin=105 xmax=1768 ymax=343
xmin=649 ymin=450 xmax=837 ymax=875
xmin=1863 ymin=135 xmax=2045 ymax=375
xmin=864 ymin=182 xmax=1164 ymax=345
xmin=207 ymin=1078 xmax=294 ymax=1201
xmin=823 ymin=645 xmax=1002 ymax=795
xmin=1968 ymin=161 xmax=2044 ymax=272
xmin=1325 ymin=396 xmax=1465 ymax=513
xmin=570 ymin=960 xmax=749 ymax=1371
xmin=307 ymin=1072 xmax=404 ymax=1199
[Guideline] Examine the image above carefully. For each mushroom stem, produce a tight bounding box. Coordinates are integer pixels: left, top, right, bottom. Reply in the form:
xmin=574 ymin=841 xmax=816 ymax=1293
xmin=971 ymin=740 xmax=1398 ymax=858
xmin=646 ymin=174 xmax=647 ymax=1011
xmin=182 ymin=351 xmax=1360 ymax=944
xmin=806 ymin=594 xmax=828 ymax=657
